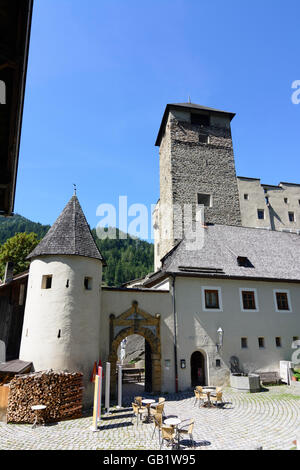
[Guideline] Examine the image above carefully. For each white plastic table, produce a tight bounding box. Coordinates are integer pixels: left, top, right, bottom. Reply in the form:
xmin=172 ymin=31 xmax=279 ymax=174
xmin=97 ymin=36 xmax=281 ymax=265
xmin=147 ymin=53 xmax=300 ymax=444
xmin=31 ymin=405 xmax=47 ymax=428
xmin=164 ymin=417 xmax=182 ymax=449
xmin=142 ymin=399 xmax=156 ymax=423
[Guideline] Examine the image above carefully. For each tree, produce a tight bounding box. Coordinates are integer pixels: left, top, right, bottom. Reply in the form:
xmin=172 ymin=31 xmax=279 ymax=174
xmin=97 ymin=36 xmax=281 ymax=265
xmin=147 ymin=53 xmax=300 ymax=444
xmin=0 ymin=232 xmax=39 ymax=280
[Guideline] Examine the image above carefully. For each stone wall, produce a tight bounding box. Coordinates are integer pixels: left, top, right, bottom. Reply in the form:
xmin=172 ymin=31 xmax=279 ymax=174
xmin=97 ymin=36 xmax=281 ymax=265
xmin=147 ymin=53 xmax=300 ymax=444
xmin=155 ymin=109 xmax=242 ymax=264
xmin=169 ymin=115 xmax=242 ymax=230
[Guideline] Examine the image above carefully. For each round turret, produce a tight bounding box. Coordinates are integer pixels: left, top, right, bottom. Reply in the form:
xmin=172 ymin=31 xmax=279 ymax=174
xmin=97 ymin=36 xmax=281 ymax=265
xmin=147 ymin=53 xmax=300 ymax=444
xmin=19 ymin=195 xmax=105 ymax=406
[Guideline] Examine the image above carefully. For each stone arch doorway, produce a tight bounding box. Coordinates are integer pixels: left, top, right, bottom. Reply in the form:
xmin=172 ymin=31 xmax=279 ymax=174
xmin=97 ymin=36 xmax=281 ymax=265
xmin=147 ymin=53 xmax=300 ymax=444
xmin=191 ymin=351 xmax=206 ymax=387
xmin=108 ymin=301 xmax=161 ymax=397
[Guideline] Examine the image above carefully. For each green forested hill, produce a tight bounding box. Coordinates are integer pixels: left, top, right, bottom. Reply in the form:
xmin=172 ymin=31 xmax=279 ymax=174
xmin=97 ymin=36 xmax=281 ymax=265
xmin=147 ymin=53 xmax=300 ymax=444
xmin=0 ymin=214 xmax=50 ymax=244
xmin=0 ymin=215 xmax=154 ymax=286
xmin=92 ymin=228 xmax=154 ymax=286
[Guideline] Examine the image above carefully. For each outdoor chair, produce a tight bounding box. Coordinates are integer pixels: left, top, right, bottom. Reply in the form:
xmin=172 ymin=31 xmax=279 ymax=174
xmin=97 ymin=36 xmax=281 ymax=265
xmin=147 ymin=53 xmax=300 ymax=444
xmin=152 ymin=412 xmax=163 ymax=440
xmin=132 ymin=402 xmax=147 ymax=425
xmin=194 ymin=388 xmax=206 ymax=407
xmin=134 ymin=396 xmax=143 ymax=406
xmin=177 ymin=418 xmax=195 ymax=448
xmin=160 ymin=426 xmax=177 ymax=449
xmin=150 ymin=402 xmax=165 ymax=417
xmin=134 ymin=396 xmax=147 ymax=412
xmin=210 ymin=391 xmax=223 ymax=406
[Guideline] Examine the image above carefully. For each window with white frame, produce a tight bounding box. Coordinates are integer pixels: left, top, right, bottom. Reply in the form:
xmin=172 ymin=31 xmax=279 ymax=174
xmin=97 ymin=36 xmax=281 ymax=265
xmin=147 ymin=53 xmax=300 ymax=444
xmin=201 ymin=286 xmax=223 ymax=311
xmin=273 ymin=289 xmax=292 ymax=313
xmin=239 ymin=288 xmax=259 ymax=312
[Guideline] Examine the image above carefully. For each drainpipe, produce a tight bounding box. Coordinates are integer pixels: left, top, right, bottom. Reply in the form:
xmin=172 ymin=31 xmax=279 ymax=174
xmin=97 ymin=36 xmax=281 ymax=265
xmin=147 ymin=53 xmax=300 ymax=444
xmin=172 ymin=275 xmax=179 ymax=393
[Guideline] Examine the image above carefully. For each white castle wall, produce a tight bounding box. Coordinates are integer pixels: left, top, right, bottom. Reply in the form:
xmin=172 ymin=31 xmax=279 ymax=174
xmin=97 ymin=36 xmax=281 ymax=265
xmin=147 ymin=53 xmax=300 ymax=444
xmin=19 ymin=255 xmax=103 ymax=405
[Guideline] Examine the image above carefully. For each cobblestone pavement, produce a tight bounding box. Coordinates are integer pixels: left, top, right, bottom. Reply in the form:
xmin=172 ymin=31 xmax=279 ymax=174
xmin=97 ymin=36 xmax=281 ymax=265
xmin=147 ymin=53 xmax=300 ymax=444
xmin=0 ymin=385 xmax=299 ymax=450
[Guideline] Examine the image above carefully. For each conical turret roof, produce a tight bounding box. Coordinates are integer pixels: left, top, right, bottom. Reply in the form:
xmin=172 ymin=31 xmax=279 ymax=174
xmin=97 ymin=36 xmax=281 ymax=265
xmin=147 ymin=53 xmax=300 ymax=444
xmin=27 ymin=195 xmax=105 ymax=263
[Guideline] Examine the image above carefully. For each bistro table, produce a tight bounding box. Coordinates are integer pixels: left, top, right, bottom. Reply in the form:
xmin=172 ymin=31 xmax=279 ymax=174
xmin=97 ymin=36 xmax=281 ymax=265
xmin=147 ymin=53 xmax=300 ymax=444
xmin=164 ymin=417 xmax=182 ymax=449
xmin=31 ymin=405 xmax=47 ymax=428
xmin=142 ymin=399 xmax=156 ymax=423
xmin=201 ymin=388 xmax=216 ymax=408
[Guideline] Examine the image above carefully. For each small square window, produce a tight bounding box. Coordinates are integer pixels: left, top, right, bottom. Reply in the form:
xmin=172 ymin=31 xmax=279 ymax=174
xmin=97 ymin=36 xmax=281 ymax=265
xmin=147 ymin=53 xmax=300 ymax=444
xmin=191 ymin=113 xmax=210 ymax=126
xmin=42 ymin=275 xmax=52 ymax=289
xmin=257 ymin=209 xmax=264 ymax=220
xmin=198 ymin=133 xmax=209 ymax=144
xmin=284 ymin=197 xmax=289 ymax=204
xmin=197 ymin=193 xmax=211 ymax=207
xmin=276 ymin=292 xmax=289 ymax=311
xmin=258 ymin=337 xmax=265 ymax=348
xmin=205 ymin=290 xmax=220 ymax=309
xmin=242 ymin=291 xmax=256 ymax=310
xmin=244 ymin=194 xmax=249 ymax=200
xmin=275 ymin=337 xmax=282 ymax=348
xmin=84 ymin=277 xmax=93 ymax=290
xmin=241 ymin=338 xmax=248 ymax=349
xmin=288 ymin=211 xmax=295 ymax=222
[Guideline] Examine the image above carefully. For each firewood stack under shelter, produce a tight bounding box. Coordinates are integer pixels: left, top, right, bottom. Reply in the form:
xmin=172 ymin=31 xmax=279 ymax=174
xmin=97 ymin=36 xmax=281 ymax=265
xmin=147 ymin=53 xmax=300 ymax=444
xmin=6 ymin=370 xmax=83 ymax=424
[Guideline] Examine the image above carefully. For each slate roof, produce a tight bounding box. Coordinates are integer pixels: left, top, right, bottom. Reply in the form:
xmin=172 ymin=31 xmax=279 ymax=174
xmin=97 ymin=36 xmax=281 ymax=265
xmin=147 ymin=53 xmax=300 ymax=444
xmin=145 ymin=224 xmax=300 ymax=285
xmin=27 ymin=195 xmax=105 ymax=263
xmin=155 ymin=102 xmax=236 ymax=146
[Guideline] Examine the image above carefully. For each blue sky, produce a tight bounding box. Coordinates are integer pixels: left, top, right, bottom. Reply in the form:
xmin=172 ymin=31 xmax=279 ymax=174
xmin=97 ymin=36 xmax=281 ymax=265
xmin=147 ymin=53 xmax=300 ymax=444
xmin=16 ymin=0 xmax=300 ymax=240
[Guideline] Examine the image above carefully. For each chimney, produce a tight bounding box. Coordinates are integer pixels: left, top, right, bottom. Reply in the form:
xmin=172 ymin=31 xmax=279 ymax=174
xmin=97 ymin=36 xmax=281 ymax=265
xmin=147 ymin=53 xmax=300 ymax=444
xmin=4 ymin=262 xmax=14 ymax=284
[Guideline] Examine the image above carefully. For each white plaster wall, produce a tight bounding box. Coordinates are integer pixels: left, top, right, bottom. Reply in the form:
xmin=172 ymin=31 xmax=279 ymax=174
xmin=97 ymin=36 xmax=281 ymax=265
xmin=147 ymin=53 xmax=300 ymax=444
xmin=237 ymin=178 xmax=271 ymax=229
xmin=174 ymin=277 xmax=300 ymax=391
xmin=19 ymin=255 xmax=103 ymax=405
xmin=100 ymin=288 xmax=174 ymax=393
xmin=237 ymin=178 xmax=300 ymax=232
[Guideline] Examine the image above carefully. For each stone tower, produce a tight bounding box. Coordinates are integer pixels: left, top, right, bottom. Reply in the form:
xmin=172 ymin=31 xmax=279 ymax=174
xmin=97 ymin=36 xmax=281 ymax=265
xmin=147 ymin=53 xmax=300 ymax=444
xmin=153 ymin=103 xmax=242 ymax=270
xmin=19 ymin=195 xmax=105 ymax=405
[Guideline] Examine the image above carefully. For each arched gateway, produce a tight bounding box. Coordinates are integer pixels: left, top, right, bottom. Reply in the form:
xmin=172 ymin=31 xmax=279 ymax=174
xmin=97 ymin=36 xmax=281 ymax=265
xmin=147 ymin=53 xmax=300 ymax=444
xmin=108 ymin=301 xmax=161 ymax=396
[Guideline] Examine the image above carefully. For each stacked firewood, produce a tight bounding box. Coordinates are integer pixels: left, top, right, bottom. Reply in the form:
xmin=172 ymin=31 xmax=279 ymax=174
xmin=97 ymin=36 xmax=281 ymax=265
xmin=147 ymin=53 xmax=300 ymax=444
xmin=6 ymin=370 xmax=83 ymax=424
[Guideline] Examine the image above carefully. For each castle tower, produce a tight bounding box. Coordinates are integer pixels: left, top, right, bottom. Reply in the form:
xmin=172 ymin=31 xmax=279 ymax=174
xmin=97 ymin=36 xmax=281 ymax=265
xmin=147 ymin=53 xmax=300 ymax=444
xmin=154 ymin=103 xmax=242 ymax=270
xmin=19 ymin=194 xmax=105 ymax=405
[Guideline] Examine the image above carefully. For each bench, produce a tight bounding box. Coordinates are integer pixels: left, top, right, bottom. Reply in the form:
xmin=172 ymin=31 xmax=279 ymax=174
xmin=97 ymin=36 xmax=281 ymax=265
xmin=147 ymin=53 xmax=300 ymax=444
xmin=258 ymin=372 xmax=281 ymax=385
xmin=122 ymin=368 xmax=144 ymax=384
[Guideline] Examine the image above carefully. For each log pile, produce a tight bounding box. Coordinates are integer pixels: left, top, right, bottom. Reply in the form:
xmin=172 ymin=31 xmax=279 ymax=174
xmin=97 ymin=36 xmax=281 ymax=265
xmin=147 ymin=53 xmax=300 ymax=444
xmin=6 ymin=370 xmax=83 ymax=424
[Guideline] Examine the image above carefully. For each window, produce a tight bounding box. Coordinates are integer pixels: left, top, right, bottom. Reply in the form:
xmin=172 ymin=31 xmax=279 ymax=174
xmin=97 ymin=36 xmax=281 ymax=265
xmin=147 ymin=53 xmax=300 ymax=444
xmin=205 ymin=290 xmax=220 ymax=309
xmin=84 ymin=277 xmax=93 ymax=290
xmin=274 ymin=290 xmax=291 ymax=312
xmin=240 ymin=289 xmax=257 ymax=311
xmin=288 ymin=211 xmax=295 ymax=222
xmin=202 ymin=286 xmax=223 ymax=311
xmin=241 ymin=338 xmax=248 ymax=349
xmin=197 ymin=193 xmax=211 ymax=207
xmin=257 ymin=209 xmax=264 ymax=220
xmin=275 ymin=337 xmax=282 ymax=348
xmin=42 ymin=275 xmax=52 ymax=289
xmin=198 ymin=133 xmax=209 ymax=144
xmin=216 ymin=359 xmax=221 ymax=368
xmin=244 ymin=194 xmax=249 ymax=200
xmin=237 ymin=256 xmax=254 ymax=268
xmin=191 ymin=113 xmax=210 ymax=127
xmin=19 ymin=284 xmax=25 ymax=306
xmin=284 ymin=197 xmax=289 ymax=204
xmin=258 ymin=337 xmax=265 ymax=348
